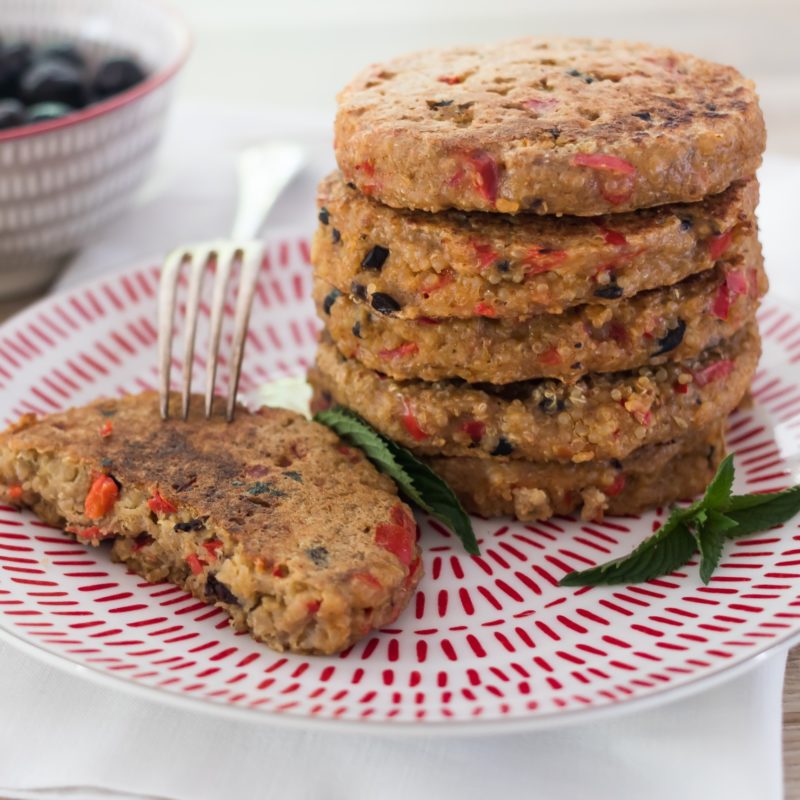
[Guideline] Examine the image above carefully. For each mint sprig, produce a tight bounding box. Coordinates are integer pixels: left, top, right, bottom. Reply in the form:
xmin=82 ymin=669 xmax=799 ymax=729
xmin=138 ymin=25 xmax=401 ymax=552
xmin=314 ymin=406 xmax=479 ymax=555
xmin=561 ymin=455 xmax=800 ymax=587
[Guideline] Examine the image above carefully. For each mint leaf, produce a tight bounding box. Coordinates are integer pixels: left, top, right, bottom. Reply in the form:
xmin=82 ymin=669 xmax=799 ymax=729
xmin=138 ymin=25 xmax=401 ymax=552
xmin=559 ymin=512 xmax=696 ymax=586
xmin=724 ymin=485 xmax=800 ymax=538
xmin=315 ymin=406 xmax=479 ymax=555
xmin=560 ymin=454 xmax=800 ymax=588
xmin=701 ymin=454 xmax=735 ymax=510
xmin=690 ymin=510 xmax=736 ymax=584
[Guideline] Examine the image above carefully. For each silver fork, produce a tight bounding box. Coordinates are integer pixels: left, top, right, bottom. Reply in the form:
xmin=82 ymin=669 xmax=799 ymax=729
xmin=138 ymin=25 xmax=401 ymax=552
xmin=157 ymin=142 xmax=305 ymax=422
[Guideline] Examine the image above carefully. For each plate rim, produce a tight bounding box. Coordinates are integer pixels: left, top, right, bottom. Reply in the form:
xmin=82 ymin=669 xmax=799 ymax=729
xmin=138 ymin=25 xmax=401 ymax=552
xmin=0 ymin=241 xmax=797 ymax=735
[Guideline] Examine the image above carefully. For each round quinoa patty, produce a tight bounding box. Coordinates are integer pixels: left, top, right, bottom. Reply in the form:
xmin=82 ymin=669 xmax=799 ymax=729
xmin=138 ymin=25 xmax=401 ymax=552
xmin=314 ymin=251 xmax=766 ymax=384
xmin=314 ymin=173 xmax=758 ymax=319
xmin=424 ymin=422 xmax=725 ymax=522
xmin=335 ymin=38 xmax=765 ymax=215
xmin=309 ymin=323 xmax=760 ymax=464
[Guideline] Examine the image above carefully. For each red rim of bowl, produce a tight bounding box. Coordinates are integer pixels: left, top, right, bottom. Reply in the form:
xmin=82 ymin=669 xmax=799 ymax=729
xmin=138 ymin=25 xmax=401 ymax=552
xmin=0 ymin=0 xmax=192 ymax=143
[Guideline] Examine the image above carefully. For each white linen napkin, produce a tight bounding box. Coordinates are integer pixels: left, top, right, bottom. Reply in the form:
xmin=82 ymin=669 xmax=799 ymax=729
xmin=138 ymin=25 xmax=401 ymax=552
xmin=0 ymin=102 xmax=796 ymax=800
xmin=0 ymin=636 xmax=786 ymax=800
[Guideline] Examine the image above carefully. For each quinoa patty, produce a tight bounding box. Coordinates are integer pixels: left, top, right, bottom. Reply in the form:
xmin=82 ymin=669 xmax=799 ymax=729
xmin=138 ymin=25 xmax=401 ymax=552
xmin=314 ymin=173 xmax=758 ymax=319
xmin=315 ymin=253 xmax=765 ymax=384
xmin=425 ymin=423 xmax=725 ymax=522
xmin=335 ymin=38 xmax=765 ymax=215
xmin=0 ymin=393 xmax=422 ymax=655
xmin=309 ymin=324 xmax=760 ymax=464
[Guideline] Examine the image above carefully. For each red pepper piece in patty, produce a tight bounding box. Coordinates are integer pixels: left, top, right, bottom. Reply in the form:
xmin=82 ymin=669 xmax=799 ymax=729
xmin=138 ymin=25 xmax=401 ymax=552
xmin=437 ymin=74 xmax=464 ymax=85
xmin=7 ymin=484 xmax=23 ymax=501
xmin=708 ymin=230 xmax=733 ymax=260
xmin=148 ymin=490 xmax=177 ymax=515
xmin=523 ymin=246 xmax=567 ymax=276
xmin=379 ymin=342 xmax=419 ymax=360
xmin=571 ymin=153 xmax=637 ymax=175
xmin=186 ymin=553 xmax=205 ymax=575
xmin=572 ymin=154 xmax=637 ymax=206
xmin=460 ymin=419 xmax=486 ymax=444
xmin=711 ymin=283 xmax=731 ymax=320
xmin=694 ymin=359 xmax=734 ymax=387
xmin=725 ymin=269 xmax=748 ymax=296
xmin=376 ymin=503 xmax=416 ymax=567
xmin=463 ymin=150 xmax=499 ymax=204
xmin=401 ymin=398 xmax=428 ymax=441
xmin=471 ymin=240 xmax=499 ymax=268
xmin=98 ymin=420 xmax=113 ymax=438
xmin=605 ymin=473 xmax=627 ymax=497
xmin=523 ymin=97 xmax=558 ymax=112
xmin=473 ymin=302 xmax=497 ymax=318
xmin=202 ymin=539 xmax=223 ymax=560
xmin=600 ymin=227 xmax=628 ymax=246
xmin=539 ymin=347 xmax=562 ymax=366
xmin=85 ymin=474 xmax=119 ymax=520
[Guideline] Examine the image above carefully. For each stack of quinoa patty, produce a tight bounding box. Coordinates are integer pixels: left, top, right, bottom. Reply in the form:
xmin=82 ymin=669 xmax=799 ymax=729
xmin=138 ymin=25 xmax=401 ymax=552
xmin=309 ymin=38 xmax=767 ymax=522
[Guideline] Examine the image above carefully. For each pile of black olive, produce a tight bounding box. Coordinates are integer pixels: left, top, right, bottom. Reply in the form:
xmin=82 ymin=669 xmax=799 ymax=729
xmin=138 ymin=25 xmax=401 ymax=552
xmin=0 ymin=38 xmax=147 ymax=130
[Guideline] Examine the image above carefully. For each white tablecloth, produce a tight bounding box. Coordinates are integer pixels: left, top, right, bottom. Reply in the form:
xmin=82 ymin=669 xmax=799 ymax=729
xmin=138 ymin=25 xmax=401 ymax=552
xmin=1 ymin=101 xmax=797 ymax=800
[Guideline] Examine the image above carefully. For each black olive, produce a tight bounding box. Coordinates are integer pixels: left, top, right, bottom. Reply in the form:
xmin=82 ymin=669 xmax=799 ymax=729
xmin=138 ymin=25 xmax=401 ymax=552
xmin=322 ymin=288 xmax=341 ymax=315
xmin=307 ymin=546 xmax=329 ymax=567
xmin=491 ymin=437 xmax=514 ymax=456
xmin=679 ymin=218 xmax=693 ymax=232
xmin=574 ymin=342 xmax=583 ymax=349
xmin=566 ymin=68 xmax=594 ymax=83
xmin=331 ymin=228 xmax=341 ymax=244
xmin=174 ymin=518 xmax=206 ymax=533
xmin=496 ymin=260 xmax=510 ymax=273
xmin=38 ymin=43 xmax=86 ymax=70
xmin=134 ymin=532 xmax=153 ymax=549
xmin=548 ymin=127 xmax=561 ymax=140
xmin=318 ymin=207 xmax=330 ymax=225
xmin=653 ymin=319 xmax=686 ymax=356
xmin=371 ymin=292 xmax=401 ymax=315
xmin=361 ymin=245 xmax=389 ymax=271
xmin=346 ymin=181 xmax=357 ymax=190
xmin=26 ymin=101 xmax=73 ymax=122
xmin=0 ymin=99 xmax=25 ymax=129
xmin=593 ymin=282 xmax=624 ymax=300
xmin=351 ymin=281 xmax=367 ymax=301
xmin=205 ymin=573 xmax=238 ymax=605
xmin=0 ymin=42 xmax=33 ymax=95
xmin=352 ymin=321 xmax=362 ymax=339
xmin=21 ymin=61 xmax=88 ymax=108
xmin=92 ymin=56 xmax=145 ymax=99
xmin=538 ymin=395 xmax=566 ymax=415
xmin=632 ymin=111 xmax=652 ymax=121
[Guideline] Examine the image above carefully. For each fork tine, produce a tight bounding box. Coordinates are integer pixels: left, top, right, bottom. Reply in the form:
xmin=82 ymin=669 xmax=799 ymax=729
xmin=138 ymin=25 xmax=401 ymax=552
xmin=180 ymin=248 xmax=211 ymax=420
xmin=226 ymin=241 xmax=265 ymax=421
xmin=204 ymin=241 xmax=237 ymax=418
xmin=158 ymin=248 xmax=187 ymax=419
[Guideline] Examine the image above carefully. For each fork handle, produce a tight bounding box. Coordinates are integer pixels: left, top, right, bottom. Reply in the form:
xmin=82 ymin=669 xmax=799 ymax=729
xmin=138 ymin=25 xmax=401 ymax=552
xmin=230 ymin=143 xmax=306 ymax=239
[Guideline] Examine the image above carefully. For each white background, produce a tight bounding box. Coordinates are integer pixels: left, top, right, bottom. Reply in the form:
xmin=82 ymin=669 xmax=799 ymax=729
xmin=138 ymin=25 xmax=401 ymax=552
xmin=166 ymin=0 xmax=800 ymax=155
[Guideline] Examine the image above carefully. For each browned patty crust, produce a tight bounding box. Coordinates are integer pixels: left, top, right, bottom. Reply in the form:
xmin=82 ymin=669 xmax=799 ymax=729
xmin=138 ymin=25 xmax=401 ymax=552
xmin=309 ymin=323 xmax=760 ymax=464
xmin=335 ymin=38 xmax=765 ymax=215
xmin=314 ymin=173 xmax=758 ymax=319
xmin=426 ymin=423 xmax=725 ymax=522
xmin=315 ymin=253 xmax=766 ymax=383
xmin=0 ymin=393 xmax=422 ymax=655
